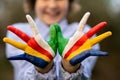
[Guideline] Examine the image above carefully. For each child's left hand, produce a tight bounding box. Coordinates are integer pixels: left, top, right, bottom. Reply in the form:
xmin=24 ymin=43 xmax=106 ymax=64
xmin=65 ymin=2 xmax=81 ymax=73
xmin=55 ymin=12 xmax=112 ymax=66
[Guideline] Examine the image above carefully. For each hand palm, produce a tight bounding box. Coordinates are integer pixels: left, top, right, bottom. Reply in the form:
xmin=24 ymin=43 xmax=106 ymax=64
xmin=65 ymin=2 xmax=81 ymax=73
xmin=3 ymin=15 xmax=57 ymax=68
xmin=55 ymin=12 xmax=112 ymax=65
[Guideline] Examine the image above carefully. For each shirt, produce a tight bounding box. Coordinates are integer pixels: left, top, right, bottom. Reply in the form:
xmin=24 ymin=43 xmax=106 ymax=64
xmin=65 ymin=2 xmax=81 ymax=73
xmin=6 ymin=18 xmax=100 ymax=80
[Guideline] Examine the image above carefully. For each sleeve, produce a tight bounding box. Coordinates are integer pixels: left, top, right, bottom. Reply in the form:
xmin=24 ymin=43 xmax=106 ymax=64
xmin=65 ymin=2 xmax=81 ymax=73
xmin=5 ymin=23 xmax=57 ymax=80
xmin=19 ymin=65 xmax=56 ymax=80
xmin=60 ymin=63 xmax=83 ymax=80
xmin=59 ymin=25 xmax=100 ymax=80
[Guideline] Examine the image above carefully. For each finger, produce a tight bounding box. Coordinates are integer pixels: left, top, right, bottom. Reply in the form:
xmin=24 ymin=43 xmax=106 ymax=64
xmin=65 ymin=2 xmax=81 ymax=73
xmin=63 ymin=12 xmax=90 ymax=58
xmin=55 ymin=24 xmax=64 ymax=39
xmin=69 ymin=50 xmax=90 ymax=65
xmin=69 ymin=49 xmax=108 ymax=66
xmin=25 ymin=54 xmax=49 ymax=68
xmin=8 ymin=54 xmax=26 ymax=60
xmin=86 ymin=22 xmax=107 ymax=38
xmin=34 ymin=34 xmax=56 ymax=58
xmin=3 ymin=37 xmax=27 ymax=50
xmin=90 ymin=31 xmax=112 ymax=46
xmin=49 ymin=24 xmax=57 ymax=40
xmin=77 ymin=12 xmax=90 ymax=32
xmin=26 ymin=15 xmax=39 ymax=36
xmin=48 ymin=24 xmax=57 ymax=54
xmin=25 ymin=46 xmax=51 ymax=62
xmin=26 ymin=15 xmax=54 ymax=57
xmin=66 ymin=31 xmax=112 ymax=60
xmin=8 ymin=53 xmax=49 ymax=68
xmin=64 ymin=22 xmax=107 ymax=59
xmin=7 ymin=26 xmax=31 ymax=43
xmin=55 ymin=24 xmax=69 ymax=55
xmin=28 ymin=38 xmax=54 ymax=60
xmin=89 ymin=49 xmax=108 ymax=56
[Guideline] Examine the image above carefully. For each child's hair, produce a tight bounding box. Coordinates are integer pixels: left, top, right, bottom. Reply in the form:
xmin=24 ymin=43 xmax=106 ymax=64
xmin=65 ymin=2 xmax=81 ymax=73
xmin=23 ymin=0 xmax=75 ymax=14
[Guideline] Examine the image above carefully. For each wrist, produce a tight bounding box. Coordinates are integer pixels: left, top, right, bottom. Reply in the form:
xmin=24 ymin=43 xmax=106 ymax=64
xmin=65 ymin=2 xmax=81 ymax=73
xmin=61 ymin=58 xmax=80 ymax=73
xmin=35 ymin=61 xmax=54 ymax=74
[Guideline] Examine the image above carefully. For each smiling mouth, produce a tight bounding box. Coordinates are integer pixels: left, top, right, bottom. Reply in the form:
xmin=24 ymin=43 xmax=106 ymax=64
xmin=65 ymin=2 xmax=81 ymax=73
xmin=44 ymin=11 xmax=61 ymax=18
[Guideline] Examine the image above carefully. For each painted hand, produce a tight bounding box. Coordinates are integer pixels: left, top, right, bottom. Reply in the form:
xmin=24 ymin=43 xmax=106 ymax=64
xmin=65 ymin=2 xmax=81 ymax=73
xmin=55 ymin=12 xmax=112 ymax=66
xmin=3 ymin=15 xmax=57 ymax=68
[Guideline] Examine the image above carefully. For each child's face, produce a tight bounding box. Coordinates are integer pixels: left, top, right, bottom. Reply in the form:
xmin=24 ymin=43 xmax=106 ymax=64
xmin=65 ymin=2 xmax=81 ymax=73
xmin=35 ymin=0 xmax=69 ymax=25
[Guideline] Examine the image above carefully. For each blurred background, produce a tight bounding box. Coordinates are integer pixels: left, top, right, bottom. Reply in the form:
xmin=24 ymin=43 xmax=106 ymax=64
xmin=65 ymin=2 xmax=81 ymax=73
xmin=0 ymin=0 xmax=120 ymax=80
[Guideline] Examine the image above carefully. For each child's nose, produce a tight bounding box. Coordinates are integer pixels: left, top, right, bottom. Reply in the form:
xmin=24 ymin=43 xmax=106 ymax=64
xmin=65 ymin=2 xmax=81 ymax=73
xmin=48 ymin=0 xmax=58 ymax=9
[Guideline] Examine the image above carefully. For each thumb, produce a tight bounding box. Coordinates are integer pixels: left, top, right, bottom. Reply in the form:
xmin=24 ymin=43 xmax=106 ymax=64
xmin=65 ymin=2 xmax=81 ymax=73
xmin=70 ymin=49 xmax=108 ymax=66
xmin=8 ymin=54 xmax=26 ymax=60
xmin=54 ymin=24 xmax=69 ymax=56
xmin=48 ymin=24 xmax=57 ymax=54
xmin=49 ymin=24 xmax=57 ymax=40
xmin=54 ymin=24 xmax=64 ymax=39
xmin=89 ymin=49 xmax=108 ymax=56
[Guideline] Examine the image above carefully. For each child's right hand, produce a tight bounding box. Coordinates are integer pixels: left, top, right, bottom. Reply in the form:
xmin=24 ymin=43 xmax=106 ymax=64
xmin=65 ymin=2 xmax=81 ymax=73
xmin=3 ymin=15 xmax=57 ymax=69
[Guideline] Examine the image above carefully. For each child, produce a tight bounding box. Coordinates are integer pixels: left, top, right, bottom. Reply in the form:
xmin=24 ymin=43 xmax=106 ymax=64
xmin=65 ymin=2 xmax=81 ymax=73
xmin=5 ymin=0 xmax=110 ymax=80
